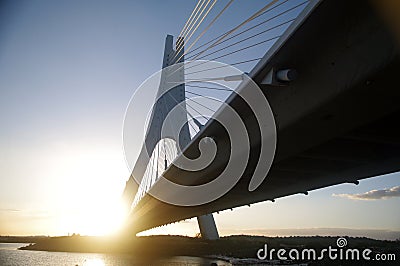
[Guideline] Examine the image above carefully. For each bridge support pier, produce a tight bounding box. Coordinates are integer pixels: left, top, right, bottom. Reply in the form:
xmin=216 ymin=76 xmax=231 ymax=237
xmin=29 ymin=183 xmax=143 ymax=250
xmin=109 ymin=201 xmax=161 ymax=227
xmin=197 ymin=214 xmax=219 ymax=240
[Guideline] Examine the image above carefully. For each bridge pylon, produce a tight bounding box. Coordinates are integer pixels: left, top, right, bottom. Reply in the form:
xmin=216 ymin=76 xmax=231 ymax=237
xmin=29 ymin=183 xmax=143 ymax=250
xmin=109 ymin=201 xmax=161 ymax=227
xmin=122 ymin=35 xmax=219 ymax=240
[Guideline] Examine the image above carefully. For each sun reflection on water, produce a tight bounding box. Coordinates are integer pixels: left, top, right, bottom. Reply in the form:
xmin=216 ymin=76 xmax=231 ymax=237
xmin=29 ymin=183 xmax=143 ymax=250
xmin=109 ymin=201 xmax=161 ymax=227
xmin=82 ymin=258 xmax=105 ymax=266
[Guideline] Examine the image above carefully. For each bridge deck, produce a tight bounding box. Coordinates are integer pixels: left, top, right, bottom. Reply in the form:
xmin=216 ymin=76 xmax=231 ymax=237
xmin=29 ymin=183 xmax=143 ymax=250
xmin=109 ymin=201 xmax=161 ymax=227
xmin=126 ymin=0 xmax=400 ymax=233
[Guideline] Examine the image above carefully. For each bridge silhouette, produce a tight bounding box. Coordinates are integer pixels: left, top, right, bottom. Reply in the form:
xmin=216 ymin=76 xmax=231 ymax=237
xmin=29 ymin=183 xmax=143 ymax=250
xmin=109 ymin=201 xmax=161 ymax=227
xmin=121 ymin=0 xmax=400 ymax=239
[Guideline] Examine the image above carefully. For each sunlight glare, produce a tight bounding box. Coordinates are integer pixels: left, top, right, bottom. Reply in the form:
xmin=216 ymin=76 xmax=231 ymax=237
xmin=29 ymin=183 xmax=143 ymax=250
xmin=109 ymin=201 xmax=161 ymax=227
xmin=82 ymin=258 xmax=105 ymax=266
xmin=47 ymin=146 xmax=129 ymax=236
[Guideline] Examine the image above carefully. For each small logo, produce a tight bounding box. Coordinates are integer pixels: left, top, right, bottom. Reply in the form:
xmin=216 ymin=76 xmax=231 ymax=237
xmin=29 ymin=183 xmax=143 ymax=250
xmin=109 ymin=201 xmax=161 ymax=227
xmin=336 ymin=237 xmax=347 ymax=248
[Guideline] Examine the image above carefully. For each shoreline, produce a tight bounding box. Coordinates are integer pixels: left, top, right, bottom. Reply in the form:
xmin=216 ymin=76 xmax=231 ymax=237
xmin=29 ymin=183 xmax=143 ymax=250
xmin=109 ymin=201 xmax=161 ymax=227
xmin=13 ymin=235 xmax=399 ymax=264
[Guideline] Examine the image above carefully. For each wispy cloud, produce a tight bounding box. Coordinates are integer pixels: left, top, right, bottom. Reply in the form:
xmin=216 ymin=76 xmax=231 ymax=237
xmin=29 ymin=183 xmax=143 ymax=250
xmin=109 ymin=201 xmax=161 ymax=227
xmin=333 ymin=186 xmax=400 ymax=200
xmin=0 ymin=208 xmax=21 ymax=212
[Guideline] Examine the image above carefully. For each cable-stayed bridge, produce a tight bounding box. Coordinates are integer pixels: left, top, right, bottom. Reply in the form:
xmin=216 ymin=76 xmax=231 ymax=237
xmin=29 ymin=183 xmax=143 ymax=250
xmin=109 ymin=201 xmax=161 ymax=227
xmin=121 ymin=0 xmax=400 ymax=239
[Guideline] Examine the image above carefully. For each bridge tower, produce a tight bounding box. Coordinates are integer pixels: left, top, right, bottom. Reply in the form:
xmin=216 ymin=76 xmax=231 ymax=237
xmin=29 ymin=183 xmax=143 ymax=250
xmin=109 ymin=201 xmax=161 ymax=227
xmin=122 ymin=35 xmax=219 ymax=240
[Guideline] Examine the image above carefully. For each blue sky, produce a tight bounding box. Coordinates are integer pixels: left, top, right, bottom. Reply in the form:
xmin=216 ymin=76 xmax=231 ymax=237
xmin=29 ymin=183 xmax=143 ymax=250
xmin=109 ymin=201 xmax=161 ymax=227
xmin=0 ymin=0 xmax=399 ymax=239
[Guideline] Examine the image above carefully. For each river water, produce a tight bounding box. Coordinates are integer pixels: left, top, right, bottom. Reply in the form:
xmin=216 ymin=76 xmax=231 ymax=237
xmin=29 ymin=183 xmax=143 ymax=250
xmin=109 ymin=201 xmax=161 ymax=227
xmin=0 ymin=243 xmax=231 ymax=266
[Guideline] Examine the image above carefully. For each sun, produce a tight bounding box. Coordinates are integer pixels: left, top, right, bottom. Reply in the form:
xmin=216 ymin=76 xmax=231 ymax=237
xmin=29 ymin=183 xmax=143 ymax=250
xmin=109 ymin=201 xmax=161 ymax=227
xmin=49 ymin=148 xmax=130 ymax=236
xmin=56 ymin=197 xmax=127 ymax=236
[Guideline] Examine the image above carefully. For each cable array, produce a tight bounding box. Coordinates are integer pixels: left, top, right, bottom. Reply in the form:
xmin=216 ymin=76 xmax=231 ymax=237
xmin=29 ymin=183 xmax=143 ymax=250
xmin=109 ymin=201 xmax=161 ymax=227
xmin=132 ymin=0 xmax=311 ymax=206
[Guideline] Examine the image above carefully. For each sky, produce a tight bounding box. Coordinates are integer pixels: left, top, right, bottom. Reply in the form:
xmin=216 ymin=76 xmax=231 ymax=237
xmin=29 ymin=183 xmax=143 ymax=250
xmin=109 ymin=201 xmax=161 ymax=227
xmin=0 ymin=0 xmax=399 ymax=240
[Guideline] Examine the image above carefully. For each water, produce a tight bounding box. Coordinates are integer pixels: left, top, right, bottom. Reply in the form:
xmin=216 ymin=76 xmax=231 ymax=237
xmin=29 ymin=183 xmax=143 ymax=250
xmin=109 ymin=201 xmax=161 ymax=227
xmin=0 ymin=243 xmax=231 ymax=266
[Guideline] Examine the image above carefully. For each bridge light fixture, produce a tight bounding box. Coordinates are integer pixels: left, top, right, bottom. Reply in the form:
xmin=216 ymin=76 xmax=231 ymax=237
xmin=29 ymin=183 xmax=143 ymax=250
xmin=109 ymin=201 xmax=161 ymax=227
xmin=276 ymin=69 xmax=298 ymax=82
xmin=261 ymin=68 xmax=297 ymax=85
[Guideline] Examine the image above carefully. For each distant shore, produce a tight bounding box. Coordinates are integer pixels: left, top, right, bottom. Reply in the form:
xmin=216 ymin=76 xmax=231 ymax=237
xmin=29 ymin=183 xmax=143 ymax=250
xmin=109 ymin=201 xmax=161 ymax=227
xmin=5 ymin=235 xmax=398 ymax=265
xmin=0 ymin=235 xmax=48 ymax=243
